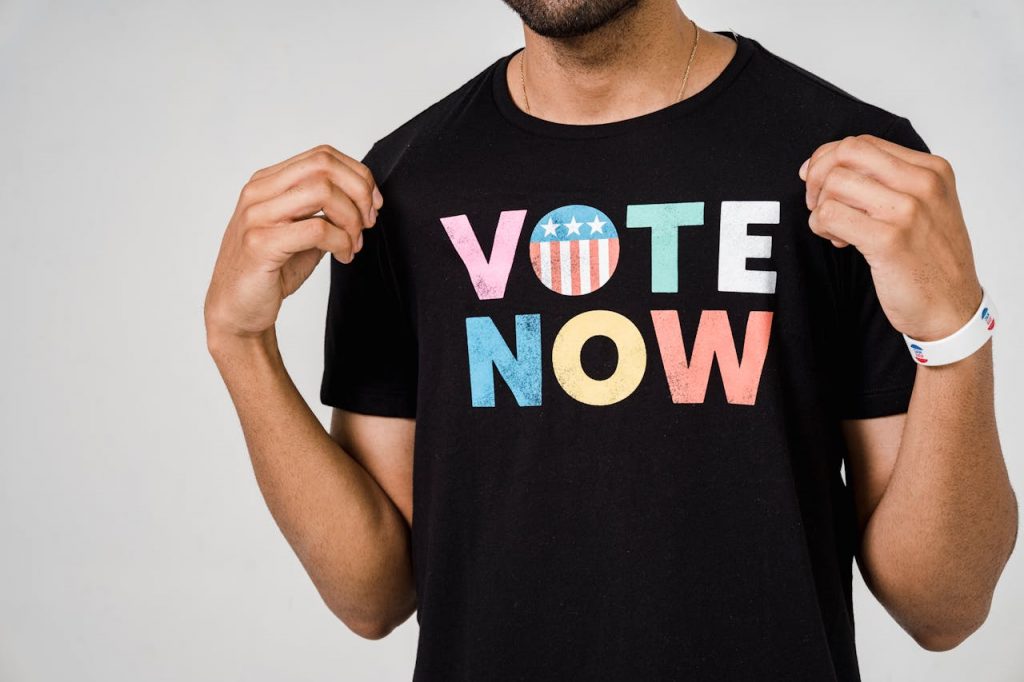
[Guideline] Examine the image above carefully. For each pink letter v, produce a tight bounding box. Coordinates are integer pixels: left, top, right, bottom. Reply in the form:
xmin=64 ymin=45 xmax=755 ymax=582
xmin=440 ymin=210 xmax=527 ymax=300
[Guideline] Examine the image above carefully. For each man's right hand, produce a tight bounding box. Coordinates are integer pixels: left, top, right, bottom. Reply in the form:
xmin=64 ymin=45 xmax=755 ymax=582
xmin=204 ymin=144 xmax=384 ymax=345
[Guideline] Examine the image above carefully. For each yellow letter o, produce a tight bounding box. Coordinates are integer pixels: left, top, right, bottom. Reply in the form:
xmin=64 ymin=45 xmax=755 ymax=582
xmin=551 ymin=310 xmax=647 ymax=406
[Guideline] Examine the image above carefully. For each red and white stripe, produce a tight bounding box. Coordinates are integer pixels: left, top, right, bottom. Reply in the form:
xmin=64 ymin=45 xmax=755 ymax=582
xmin=529 ymin=238 xmax=620 ymax=296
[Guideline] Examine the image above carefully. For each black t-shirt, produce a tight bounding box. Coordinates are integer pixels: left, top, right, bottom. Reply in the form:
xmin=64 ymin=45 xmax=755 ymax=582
xmin=321 ymin=31 xmax=926 ymax=682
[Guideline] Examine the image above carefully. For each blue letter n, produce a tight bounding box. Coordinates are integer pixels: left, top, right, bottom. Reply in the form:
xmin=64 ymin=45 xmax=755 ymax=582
xmin=465 ymin=314 xmax=541 ymax=407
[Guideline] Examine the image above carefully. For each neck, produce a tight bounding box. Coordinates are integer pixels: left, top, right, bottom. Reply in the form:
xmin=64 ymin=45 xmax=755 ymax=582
xmin=508 ymin=1 xmax=736 ymax=125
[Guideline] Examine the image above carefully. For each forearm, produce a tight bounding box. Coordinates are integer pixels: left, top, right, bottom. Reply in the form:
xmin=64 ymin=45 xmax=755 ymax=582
xmin=858 ymin=341 xmax=1018 ymax=648
xmin=208 ymin=328 xmax=416 ymax=638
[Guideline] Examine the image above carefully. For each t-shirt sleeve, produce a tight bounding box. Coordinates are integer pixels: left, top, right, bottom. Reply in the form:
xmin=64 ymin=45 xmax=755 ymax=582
xmin=319 ymin=145 xmax=418 ymax=418
xmin=834 ymin=115 xmax=928 ymax=419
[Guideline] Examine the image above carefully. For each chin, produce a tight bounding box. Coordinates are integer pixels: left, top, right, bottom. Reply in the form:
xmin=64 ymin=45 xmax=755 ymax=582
xmin=500 ymin=0 xmax=641 ymax=38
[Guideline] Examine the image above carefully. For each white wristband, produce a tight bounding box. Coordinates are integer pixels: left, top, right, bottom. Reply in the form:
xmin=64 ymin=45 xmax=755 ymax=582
xmin=902 ymin=288 xmax=997 ymax=366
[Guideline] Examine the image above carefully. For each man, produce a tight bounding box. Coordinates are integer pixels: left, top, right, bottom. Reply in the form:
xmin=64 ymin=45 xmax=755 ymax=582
xmin=204 ymin=1 xmax=1018 ymax=679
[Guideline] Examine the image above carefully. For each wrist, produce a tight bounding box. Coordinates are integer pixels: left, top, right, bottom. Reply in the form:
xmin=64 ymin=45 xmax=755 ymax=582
xmin=207 ymin=326 xmax=280 ymax=363
xmin=902 ymin=284 xmax=996 ymax=367
xmin=908 ymin=280 xmax=984 ymax=342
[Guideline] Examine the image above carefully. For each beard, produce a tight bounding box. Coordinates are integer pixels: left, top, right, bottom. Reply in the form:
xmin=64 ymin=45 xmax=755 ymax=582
xmin=499 ymin=0 xmax=642 ymax=38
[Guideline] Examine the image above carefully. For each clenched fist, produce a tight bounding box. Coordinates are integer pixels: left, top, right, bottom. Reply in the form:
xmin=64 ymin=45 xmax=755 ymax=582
xmin=204 ymin=144 xmax=383 ymax=345
xmin=799 ymin=134 xmax=984 ymax=343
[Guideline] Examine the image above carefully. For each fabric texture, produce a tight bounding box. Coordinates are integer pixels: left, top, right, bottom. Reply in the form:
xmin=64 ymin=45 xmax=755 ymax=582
xmin=321 ymin=31 xmax=926 ymax=682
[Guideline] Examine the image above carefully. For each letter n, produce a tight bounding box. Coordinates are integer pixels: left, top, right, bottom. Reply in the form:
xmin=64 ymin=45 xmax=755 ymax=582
xmin=465 ymin=314 xmax=542 ymax=407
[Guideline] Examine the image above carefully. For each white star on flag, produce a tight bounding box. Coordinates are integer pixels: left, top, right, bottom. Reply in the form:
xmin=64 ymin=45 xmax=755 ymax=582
xmin=587 ymin=215 xmax=606 ymax=235
xmin=564 ymin=216 xmax=583 ymax=235
xmin=541 ymin=217 xmax=559 ymax=237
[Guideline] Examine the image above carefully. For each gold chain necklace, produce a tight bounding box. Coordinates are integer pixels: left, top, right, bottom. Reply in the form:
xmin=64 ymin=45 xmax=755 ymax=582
xmin=519 ymin=17 xmax=701 ymax=116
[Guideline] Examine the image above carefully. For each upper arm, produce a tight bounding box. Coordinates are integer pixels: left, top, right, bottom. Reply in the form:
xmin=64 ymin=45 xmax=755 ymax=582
xmin=329 ymin=408 xmax=415 ymax=527
xmin=841 ymin=412 xmax=906 ymax=537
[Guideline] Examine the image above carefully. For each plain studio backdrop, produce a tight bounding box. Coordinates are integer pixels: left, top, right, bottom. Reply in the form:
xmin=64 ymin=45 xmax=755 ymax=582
xmin=1 ymin=0 xmax=1021 ymax=680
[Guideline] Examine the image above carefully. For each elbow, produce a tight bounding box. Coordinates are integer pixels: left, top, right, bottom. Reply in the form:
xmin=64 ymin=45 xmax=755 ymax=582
xmin=345 ymin=616 xmax=399 ymax=641
xmin=906 ymin=603 xmax=990 ymax=652
xmin=321 ymin=588 xmax=414 ymax=641
xmin=909 ymin=487 xmax=1021 ymax=652
xmin=909 ymin=622 xmax=981 ymax=652
xmin=323 ymin=596 xmax=404 ymax=641
xmin=327 ymin=600 xmax=401 ymax=640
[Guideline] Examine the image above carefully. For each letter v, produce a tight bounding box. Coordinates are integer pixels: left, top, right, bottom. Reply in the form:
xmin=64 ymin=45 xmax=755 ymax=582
xmin=440 ymin=210 xmax=527 ymax=300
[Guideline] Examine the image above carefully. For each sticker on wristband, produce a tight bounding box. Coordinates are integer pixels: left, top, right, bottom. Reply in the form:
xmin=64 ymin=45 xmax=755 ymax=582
xmin=901 ymin=288 xmax=997 ymax=366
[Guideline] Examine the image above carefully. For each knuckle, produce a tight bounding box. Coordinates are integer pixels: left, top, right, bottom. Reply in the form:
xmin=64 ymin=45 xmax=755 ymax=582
xmin=894 ymin=194 xmax=919 ymax=221
xmin=836 ymin=136 xmax=860 ymax=158
xmin=239 ymin=203 xmax=259 ymax=227
xmin=932 ymin=155 xmax=955 ymax=182
xmin=820 ymin=170 xmax=841 ymax=194
xmin=807 ymin=212 xmax=823 ymax=235
xmin=313 ymin=177 xmax=334 ymax=201
xmin=238 ymin=181 xmax=258 ymax=205
xmin=920 ymin=169 xmax=945 ymax=198
xmin=354 ymin=162 xmax=375 ymax=185
xmin=312 ymin=143 xmax=337 ymax=155
xmin=241 ymin=226 xmax=266 ymax=252
xmin=309 ymin=150 xmax=336 ymax=174
xmin=806 ymin=159 xmax=825 ymax=185
xmin=335 ymin=232 xmax=355 ymax=262
xmin=358 ymin=184 xmax=376 ymax=209
xmin=307 ymin=217 xmax=331 ymax=238
xmin=817 ymin=199 xmax=840 ymax=223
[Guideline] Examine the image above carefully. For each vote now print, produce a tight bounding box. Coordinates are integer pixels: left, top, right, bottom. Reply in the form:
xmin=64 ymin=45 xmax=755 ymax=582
xmin=440 ymin=202 xmax=779 ymax=408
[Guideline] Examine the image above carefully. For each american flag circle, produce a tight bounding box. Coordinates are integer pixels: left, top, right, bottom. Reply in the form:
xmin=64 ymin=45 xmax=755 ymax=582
xmin=528 ymin=204 xmax=620 ymax=296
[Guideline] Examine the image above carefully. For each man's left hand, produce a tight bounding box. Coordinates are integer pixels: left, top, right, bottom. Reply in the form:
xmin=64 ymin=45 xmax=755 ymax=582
xmin=800 ymin=134 xmax=983 ymax=342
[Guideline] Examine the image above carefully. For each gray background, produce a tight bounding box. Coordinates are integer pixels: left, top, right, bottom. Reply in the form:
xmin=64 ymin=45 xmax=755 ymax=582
xmin=1 ymin=0 xmax=1021 ymax=680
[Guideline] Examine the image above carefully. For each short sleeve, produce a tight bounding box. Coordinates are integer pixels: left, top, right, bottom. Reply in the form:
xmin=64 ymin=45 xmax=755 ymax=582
xmin=834 ymin=115 xmax=928 ymax=419
xmin=319 ymin=147 xmax=418 ymax=418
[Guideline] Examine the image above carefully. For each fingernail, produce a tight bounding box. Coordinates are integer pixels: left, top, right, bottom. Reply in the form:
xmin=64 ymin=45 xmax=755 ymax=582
xmin=355 ymin=232 xmax=364 ymax=252
xmin=805 ymin=190 xmax=814 ymax=210
xmin=372 ymin=186 xmax=383 ymax=209
xmin=798 ymin=158 xmax=809 ymax=180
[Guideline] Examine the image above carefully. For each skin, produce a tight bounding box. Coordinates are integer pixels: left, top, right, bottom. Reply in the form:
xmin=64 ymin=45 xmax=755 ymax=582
xmin=803 ymin=136 xmax=1018 ymax=649
xmin=205 ymin=146 xmax=417 ymax=640
xmin=204 ymin=0 xmax=1017 ymax=649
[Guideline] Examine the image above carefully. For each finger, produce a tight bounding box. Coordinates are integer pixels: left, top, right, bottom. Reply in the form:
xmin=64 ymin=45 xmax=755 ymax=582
xmin=808 ymin=198 xmax=888 ymax=252
xmin=244 ymin=217 xmax=356 ymax=265
xmin=856 ymin=134 xmax=937 ymax=169
xmin=800 ymin=139 xmax=841 ymax=179
xmin=803 ymin=135 xmax=929 ymax=211
xmin=249 ymin=144 xmax=329 ymax=180
xmin=816 ymin=166 xmax=916 ymax=224
xmin=250 ymin=144 xmax=376 ymax=194
xmin=270 ymin=147 xmax=383 ymax=210
xmin=243 ymin=177 xmax=368 ymax=248
xmin=859 ymin=133 xmax=956 ymax=192
xmin=245 ymin=150 xmax=378 ymax=227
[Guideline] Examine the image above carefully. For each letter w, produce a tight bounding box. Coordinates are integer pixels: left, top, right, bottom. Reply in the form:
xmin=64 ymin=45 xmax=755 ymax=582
xmin=650 ymin=310 xmax=773 ymax=405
